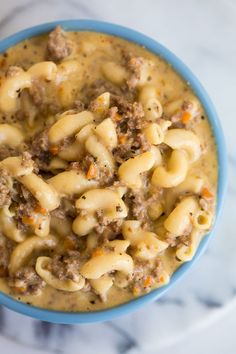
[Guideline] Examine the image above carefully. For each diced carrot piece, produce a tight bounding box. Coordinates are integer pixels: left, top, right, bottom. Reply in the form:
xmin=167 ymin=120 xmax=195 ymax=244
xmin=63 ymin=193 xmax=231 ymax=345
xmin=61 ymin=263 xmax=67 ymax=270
xmin=49 ymin=145 xmax=59 ymax=155
xmin=92 ymin=248 xmax=104 ymax=258
xmin=97 ymin=96 xmax=105 ymax=103
xmin=22 ymin=215 xmax=36 ymax=225
xmin=132 ymin=285 xmax=141 ymax=296
xmin=181 ymin=111 xmax=191 ymax=124
xmin=119 ymin=135 xmax=127 ymax=145
xmin=64 ymin=237 xmax=77 ymax=251
xmin=201 ymin=187 xmax=214 ymax=199
xmin=87 ymin=162 xmax=97 ymax=180
xmin=143 ymin=275 xmax=153 ymax=288
xmin=34 ymin=205 xmax=47 ymax=215
xmin=114 ymin=113 xmax=122 ymax=121
xmin=14 ymin=286 xmax=27 ymax=294
xmin=159 ymin=276 xmax=164 ymax=283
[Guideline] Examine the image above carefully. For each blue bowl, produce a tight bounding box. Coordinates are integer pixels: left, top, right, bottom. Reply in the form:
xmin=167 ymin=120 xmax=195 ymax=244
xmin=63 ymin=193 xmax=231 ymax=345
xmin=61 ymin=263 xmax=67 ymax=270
xmin=0 ymin=20 xmax=227 ymax=324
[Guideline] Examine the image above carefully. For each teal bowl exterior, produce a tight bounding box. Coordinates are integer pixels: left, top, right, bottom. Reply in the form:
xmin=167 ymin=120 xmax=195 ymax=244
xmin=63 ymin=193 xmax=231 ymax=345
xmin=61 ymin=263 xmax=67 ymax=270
xmin=0 ymin=20 xmax=227 ymax=324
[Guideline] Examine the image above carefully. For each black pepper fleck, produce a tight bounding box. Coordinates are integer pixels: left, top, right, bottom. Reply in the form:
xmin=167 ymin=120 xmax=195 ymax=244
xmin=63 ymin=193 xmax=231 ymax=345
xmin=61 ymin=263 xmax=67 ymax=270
xmin=116 ymin=205 xmax=122 ymax=212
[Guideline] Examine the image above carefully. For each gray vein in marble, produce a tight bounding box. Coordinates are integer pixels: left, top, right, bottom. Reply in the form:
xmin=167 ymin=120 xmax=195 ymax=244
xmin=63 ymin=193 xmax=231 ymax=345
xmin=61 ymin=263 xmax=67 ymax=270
xmin=66 ymin=0 xmax=102 ymax=18
xmin=0 ymin=0 xmax=35 ymax=31
xmin=34 ymin=321 xmax=54 ymax=342
xmin=228 ymin=154 xmax=236 ymax=166
xmin=155 ymin=297 xmax=185 ymax=306
xmin=107 ymin=322 xmax=137 ymax=354
xmin=0 ymin=306 xmax=5 ymax=331
xmin=195 ymin=296 xmax=223 ymax=308
xmin=227 ymin=155 xmax=236 ymax=195
xmin=32 ymin=321 xmax=74 ymax=353
xmin=0 ymin=307 xmax=38 ymax=349
xmin=227 ymin=185 xmax=236 ymax=196
xmin=0 ymin=0 xmax=100 ymax=36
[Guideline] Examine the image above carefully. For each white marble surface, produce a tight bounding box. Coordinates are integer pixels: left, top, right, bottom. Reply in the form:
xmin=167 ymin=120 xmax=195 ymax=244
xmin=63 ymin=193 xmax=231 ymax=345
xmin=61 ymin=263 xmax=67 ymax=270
xmin=0 ymin=0 xmax=236 ymax=353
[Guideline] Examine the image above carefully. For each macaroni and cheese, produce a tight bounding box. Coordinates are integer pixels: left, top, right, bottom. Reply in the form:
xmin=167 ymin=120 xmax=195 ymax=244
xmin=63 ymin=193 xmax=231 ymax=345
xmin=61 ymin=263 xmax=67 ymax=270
xmin=0 ymin=27 xmax=217 ymax=311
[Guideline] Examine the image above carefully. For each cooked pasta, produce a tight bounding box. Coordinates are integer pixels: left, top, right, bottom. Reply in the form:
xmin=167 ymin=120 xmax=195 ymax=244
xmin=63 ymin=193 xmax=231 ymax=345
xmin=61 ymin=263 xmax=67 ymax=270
xmin=0 ymin=27 xmax=217 ymax=312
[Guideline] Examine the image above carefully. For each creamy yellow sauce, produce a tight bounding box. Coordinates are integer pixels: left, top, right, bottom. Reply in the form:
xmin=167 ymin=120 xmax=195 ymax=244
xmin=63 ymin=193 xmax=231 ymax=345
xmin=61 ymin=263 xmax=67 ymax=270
xmin=0 ymin=30 xmax=217 ymax=311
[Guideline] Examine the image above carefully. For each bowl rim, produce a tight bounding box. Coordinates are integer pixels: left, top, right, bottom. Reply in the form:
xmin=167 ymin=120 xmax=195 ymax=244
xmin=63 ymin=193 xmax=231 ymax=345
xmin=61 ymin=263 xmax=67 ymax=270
xmin=0 ymin=19 xmax=228 ymax=324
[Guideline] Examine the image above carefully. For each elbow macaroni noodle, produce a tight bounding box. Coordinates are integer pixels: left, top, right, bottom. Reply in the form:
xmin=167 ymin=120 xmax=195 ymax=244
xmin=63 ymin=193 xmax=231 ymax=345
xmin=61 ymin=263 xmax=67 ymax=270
xmin=18 ymin=173 xmax=60 ymax=211
xmin=91 ymin=92 xmax=111 ymax=117
xmin=0 ymin=206 xmax=25 ymax=243
xmin=102 ymin=61 xmax=128 ymax=85
xmin=122 ymin=220 xmax=168 ymax=260
xmin=48 ymin=111 xmax=94 ymax=145
xmin=80 ymin=253 xmax=134 ymax=279
xmin=85 ymin=134 xmax=115 ymax=171
xmin=73 ymin=189 xmax=127 ymax=236
xmin=48 ymin=170 xmax=98 ymax=197
xmin=152 ymin=149 xmax=189 ymax=188
xmin=9 ymin=235 xmax=57 ymax=275
xmin=28 ymin=62 xmax=57 ymax=81
xmin=95 ymin=118 xmax=118 ymax=149
xmin=164 ymin=129 xmax=202 ymax=163
xmin=0 ymin=124 xmax=24 ymax=147
xmin=90 ymin=275 xmax=113 ymax=300
xmin=139 ymin=85 xmax=163 ymax=121
xmin=118 ymin=151 xmax=155 ymax=188
xmin=0 ymin=70 xmax=31 ymax=113
xmin=193 ymin=210 xmax=213 ymax=230
xmin=0 ymin=61 xmax=59 ymax=113
xmin=164 ymin=196 xmax=198 ymax=236
xmin=0 ymin=156 xmax=33 ymax=177
xmin=176 ymin=229 xmax=201 ymax=262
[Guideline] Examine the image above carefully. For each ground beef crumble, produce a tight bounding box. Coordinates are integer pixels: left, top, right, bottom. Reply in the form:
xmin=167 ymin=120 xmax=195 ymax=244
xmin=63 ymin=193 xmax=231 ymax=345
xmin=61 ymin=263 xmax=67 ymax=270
xmin=109 ymin=96 xmax=151 ymax=164
xmin=47 ymin=26 xmax=72 ymax=62
xmin=29 ymin=79 xmax=46 ymax=106
xmin=124 ymin=187 xmax=162 ymax=228
xmin=15 ymin=194 xmax=35 ymax=219
xmin=46 ymin=251 xmax=82 ymax=283
xmin=129 ymin=258 xmax=164 ymax=294
xmin=8 ymin=266 xmax=46 ymax=295
xmin=13 ymin=188 xmax=37 ymax=233
xmin=0 ymin=146 xmax=18 ymax=161
xmin=165 ymin=222 xmax=193 ymax=248
xmin=94 ymin=213 xmax=123 ymax=239
xmin=31 ymin=129 xmax=49 ymax=156
xmin=73 ymin=99 xmax=85 ymax=112
xmin=30 ymin=129 xmax=51 ymax=170
xmin=21 ymin=151 xmax=34 ymax=169
xmin=0 ymin=237 xmax=14 ymax=277
xmin=51 ymin=198 xmax=77 ymax=219
xmin=126 ymin=55 xmax=144 ymax=89
xmin=0 ymin=169 xmax=11 ymax=207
